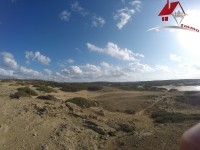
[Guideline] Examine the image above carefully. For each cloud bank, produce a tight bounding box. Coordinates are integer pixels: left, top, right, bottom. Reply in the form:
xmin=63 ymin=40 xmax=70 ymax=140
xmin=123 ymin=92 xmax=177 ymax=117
xmin=87 ymin=42 xmax=144 ymax=61
xmin=25 ymin=51 xmax=51 ymax=65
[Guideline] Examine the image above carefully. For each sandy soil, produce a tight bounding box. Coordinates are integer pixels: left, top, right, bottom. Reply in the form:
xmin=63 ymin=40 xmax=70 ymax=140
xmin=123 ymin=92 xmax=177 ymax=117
xmin=0 ymin=80 xmax=199 ymax=150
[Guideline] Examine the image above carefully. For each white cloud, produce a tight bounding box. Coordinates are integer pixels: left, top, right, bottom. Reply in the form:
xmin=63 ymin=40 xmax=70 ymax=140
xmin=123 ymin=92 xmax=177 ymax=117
xmin=71 ymin=1 xmax=88 ymax=16
xmin=25 ymin=51 xmax=51 ymax=65
xmin=19 ymin=66 xmax=42 ymax=78
xmin=67 ymin=58 xmax=74 ymax=64
xmin=59 ymin=10 xmax=71 ymax=21
xmin=44 ymin=69 xmax=52 ymax=75
xmin=100 ymin=62 xmax=110 ymax=68
xmin=82 ymin=64 xmax=101 ymax=77
xmin=3 ymin=57 xmax=18 ymax=69
xmin=193 ymin=64 xmax=200 ymax=70
xmin=87 ymin=42 xmax=144 ymax=61
xmin=155 ymin=65 xmax=171 ymax=73
xmin=169 ymin=54 xmax=183 ymax=62
xmin=27 ymin=62 xmax=200 ymax=81
xmin=92 ymin=16 xmax=105 ymax=27
xmin=130 ymin=0 xmax=142 ymax=11
xmin=87 ymin=43 xmax=103 ymax=52
xmin=129 ymin=62 xmax=154 ymax=72
xmin=134 ymin=53 xmax=144 ymax=58
xmin=114 ymin=7 xmax=135 ymax=29
xmin=61 ymin=66 xmax=83 ymax=78
xmin=0 ymin=52 xmax=18 ymax=69
xmin=0 ymin=68 xmax=15 ymax=76
xmin=114 ymin=0 xmax=142 ymax=29
xmin=58 ymin=59 xmax=75 ymax=68
xmin=1 ymin=52 xmax=14 ymax=59
xmin=57 ymin=61 xmax=155 ymax=81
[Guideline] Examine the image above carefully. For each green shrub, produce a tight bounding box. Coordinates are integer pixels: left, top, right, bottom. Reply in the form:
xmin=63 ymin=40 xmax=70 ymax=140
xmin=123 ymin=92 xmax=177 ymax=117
xmin=37 ymin=95 xmax=57 ymax=101
xmin=175 ymin=96 xmax=200 ymax=106
xmin=1 ymin=79 xmax=13 ymax=82
xmin=36 ymin=86 xmax=56 ymax=93
xmin=60 ymin=84 xmax=86 ymax=92
xmin=151 ymin=110 xmax=200 ymax=124
xmin=118 ymin=122 xmax=135 ymax=133
xmin=168 ymin=89 xmax=178 ymax=92
xmin=184 ymin=91 xmax=200 ymax=95
xmin=60 ymin=87 xmax=83 ymax=92
xmin=10 ymin=92 xmax=20 ymax=99
xmin=124 ymin=109 xmax=136 ymax=114
xmin=66 ymin=97 xmax=97 ymax=108
xmin=10 ymin=87 xmax=38 ymax=99
xmin=87 ymin=86 xmax=103 ymax=91
xmin=17 ymin=87 xmax=38 ymax=96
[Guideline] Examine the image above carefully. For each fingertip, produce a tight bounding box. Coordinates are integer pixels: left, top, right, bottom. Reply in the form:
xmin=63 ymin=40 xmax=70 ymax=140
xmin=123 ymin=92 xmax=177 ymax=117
xmin=179 ymin=123 xmax=200 ymax=150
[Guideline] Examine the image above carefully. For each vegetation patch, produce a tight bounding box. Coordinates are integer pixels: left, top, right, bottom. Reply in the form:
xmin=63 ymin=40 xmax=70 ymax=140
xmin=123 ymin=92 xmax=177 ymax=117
xmin=168 ymin=89 xmax=178 ymax=92
xmin=124 ymin=109 xmax=136 ymax=114
xmin=10 ymin=87 xmax=38 ymax=99
xmin=175 ymin=95 xmax=200 ymax=106
xmin=0 ymin=79 xmax=13 ymax=82
xmin=151 ymin=110 xmax=200 ymax=124
xmin=17 ymin=87 xmax=38 ymax=96
xmin=66 ymin=97 xmax=97 ymax=108
xmin=184 ymin=91 xmax=200 ymax=95
xmin=118 ymin=122 xmax=135 ymax=133
xmin=87 ymin=86 xmax=103 ymax=91
xmin=10 ymin=92 xmax=20 ymax=99
xmin=60 ymin=84 xmax=86 ymax=92
xmin=36 ymin=86 xmax=56 ymax=93
xmin=37 ymin=95 xmax=57 ymax=101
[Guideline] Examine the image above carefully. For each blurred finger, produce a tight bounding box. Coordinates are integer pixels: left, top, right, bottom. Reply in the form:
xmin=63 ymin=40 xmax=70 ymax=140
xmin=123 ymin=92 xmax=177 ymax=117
xmin=179 ymin=123 xmax=200 ymax=150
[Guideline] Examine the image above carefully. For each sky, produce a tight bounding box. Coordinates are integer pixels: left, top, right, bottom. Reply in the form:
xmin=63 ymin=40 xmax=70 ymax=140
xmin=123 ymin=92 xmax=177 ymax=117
xmin=0 ymin=0 xmax=200 ymax=82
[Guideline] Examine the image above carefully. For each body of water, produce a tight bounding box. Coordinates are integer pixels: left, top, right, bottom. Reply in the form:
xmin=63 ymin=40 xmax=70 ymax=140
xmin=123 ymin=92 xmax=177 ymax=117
xmin=156 ymin=86 xmax=200 ymax=91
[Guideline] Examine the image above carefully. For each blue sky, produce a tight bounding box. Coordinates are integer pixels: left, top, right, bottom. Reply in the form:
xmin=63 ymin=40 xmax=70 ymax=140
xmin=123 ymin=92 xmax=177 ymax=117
xmin=0 ymin=0 xmax=200 ymax=82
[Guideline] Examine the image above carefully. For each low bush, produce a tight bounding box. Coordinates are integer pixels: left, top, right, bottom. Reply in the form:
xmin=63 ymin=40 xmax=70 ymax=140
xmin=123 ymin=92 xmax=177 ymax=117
xmin=17 ymin=87 xmax=38 ymax=96
xmin=184 ymin=91 xmax=200 ymax=95
xmin=36 ymin=86 xmax=56 ymax=93
xmin=175 ymin=96 xmax=200 ymax=106
xmin=1 ymin=79 xmax=13 ymax=82
xmin=10 ymin=87 xmax=38 ymax=99
xmin=168 ymin=89 xmax=178 ymax=92
xmin=118 ymin=122 xmax=135 ymax=133
xmin=60 ymin=85 xmax=86 ymax=92
xmin=151 ymin=110 xmax=200 ymax=124
xmin=37 ymin=95 xmax=57 ymax=101
xmin=124 ymin=109 xmax=136 ymax=114
xmin=87 ymin=86 xmax=103 ymax=91
xmin=10 ymin=92 xmax=20 ymax=99
xmin=66 ymin=97 xmax=97 ymax=108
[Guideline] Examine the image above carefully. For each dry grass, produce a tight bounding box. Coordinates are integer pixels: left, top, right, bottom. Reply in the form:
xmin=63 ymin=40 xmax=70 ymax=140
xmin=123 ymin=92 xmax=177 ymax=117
xmin=1 ymin=80 xmax=200 ymax=150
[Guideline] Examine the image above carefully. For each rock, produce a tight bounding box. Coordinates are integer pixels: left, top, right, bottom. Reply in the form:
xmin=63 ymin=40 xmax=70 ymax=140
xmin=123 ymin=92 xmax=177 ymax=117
xmin=84 ymin=120 xmax=116 ymax=135
xmin=32 ymin=133 xmax=37 ymax=136
xmin=85 ymin=120 xmax=106 ymax=135
xmin=106 ymin=120 xmax=120 ymax=131
xmin=41 ymin=145 xmax=49 ymax=150
xmin=119 ymin=122 xmax=135 ymax=133
xmin=124 ymin=109 xmax=135 ymax=114
xmin=107 ymin=120 xmax=135 ymax=133
xmin=96 ymin=110 xmax=105 ymax=116
xmin=88 ymin=115 xmax=98 ymax=120
xmin=66 ymin=102 xmax=82 ymax=112
xmin=35 ymin=107 xmax=49 ymax=115
xmin=98 ymin=144 xmax=104 ymax=149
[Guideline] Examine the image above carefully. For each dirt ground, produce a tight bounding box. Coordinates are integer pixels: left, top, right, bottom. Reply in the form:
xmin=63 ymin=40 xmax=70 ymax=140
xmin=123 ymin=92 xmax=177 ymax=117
xmin=0 ymin=80 xmax=199 ymax=150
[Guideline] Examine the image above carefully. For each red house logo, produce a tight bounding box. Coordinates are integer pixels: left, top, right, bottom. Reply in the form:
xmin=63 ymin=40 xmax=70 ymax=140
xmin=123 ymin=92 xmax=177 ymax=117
xmin=158 ymin=0 xmax=186 ymax=25
xmin=148 ymin=0 xmax=199 ymax=32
